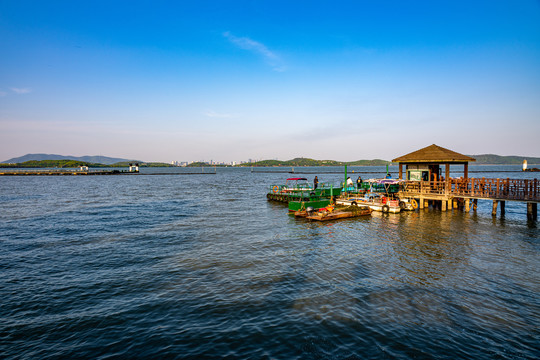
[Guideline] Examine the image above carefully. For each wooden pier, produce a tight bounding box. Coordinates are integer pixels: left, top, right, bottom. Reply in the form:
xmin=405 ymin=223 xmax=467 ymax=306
xmin=0 ymin=169 xmax=217 ymax=176
xmin=0 ymin=169 xmax=132 ymax=176
xmin=393 ymin=144 xmax=539 ymax=220
xmin=398 ymin=178 xmax=539 ymax=220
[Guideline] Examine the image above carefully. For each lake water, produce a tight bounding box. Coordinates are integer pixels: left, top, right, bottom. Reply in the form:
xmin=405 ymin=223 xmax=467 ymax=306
xmin=1 ymin=166 xmax=538 ymax=359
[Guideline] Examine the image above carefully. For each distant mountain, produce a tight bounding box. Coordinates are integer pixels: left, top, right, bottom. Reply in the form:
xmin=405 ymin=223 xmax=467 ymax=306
xmin=469 ymin=154 xmax=540 ymax=165
xmin=2 ymin=153 xmax=141 ymax=165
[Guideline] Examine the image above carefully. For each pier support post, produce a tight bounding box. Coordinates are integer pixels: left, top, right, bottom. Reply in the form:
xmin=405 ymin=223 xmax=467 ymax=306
xmin=465 ymin=199 xmax=470 ymax=212
xmin=424 ymin=199 xmax=429 ymax=209
xmin=442 ymin=200 xmax=447 ymax=211
xmin=419 ymin=197 xmax=424 ymax=209
xmin=492 ymin=201 xmax=498 ymax=216
xmin=473 ymin=199 xmax=478 ymax=212
xmin=527 ymin=203 xmax=538 ymax=221
xmin=500 ymin=201 xmax=505 ymax=216
xmin=453 ymin=199 xmax=458 ymax=209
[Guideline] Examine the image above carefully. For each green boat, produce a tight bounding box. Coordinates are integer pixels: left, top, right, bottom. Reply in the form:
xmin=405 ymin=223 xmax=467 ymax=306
xmin=267 ymin=177 xmax=341 ymax=203
xmin=289 ymin=199 xmax=332 ymax=212
xmin=288 ymin=197 xmax=332 ymax=212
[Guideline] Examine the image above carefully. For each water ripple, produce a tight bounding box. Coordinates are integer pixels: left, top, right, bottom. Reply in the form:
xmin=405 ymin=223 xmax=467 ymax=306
xmin=1 ymin=168 xmax=538 ymax=359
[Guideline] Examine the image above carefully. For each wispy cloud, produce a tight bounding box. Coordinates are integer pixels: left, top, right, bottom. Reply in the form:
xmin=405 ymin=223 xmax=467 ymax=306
xmin=203 ymin=110 xmax=239 ymax=119
xmin=0 ymin=91 xmax=7 ymax=97
xmin=223 ymin=31 xmax=286 ymax=72
xmin=11 ymin=87 xmax=32 ymax=94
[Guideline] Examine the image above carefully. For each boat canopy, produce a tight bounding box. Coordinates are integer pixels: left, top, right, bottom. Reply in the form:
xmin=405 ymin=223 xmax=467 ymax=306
xmin=364 ymin=178 xmax=402 ymax=185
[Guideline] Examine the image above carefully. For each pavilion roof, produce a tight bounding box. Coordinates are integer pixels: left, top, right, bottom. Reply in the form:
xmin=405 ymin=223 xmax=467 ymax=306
xmin=392 ymin=144 xmax=476 ymax=163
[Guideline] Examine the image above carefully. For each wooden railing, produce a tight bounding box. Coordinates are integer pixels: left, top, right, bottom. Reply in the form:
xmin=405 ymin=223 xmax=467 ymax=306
xmin=400 ymin=178 xmax=540 ymax=201
xmin=401 ymin=180 xmax=447 ymax=195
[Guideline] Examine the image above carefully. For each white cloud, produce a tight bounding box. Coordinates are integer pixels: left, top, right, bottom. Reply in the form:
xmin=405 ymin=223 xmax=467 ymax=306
xmin=203 ymin=110 xmax=239 ymax=118
xmin=223 ymin=31 xmax=286 ymax=72
xmin=11 ymin=87 xmax=32 ymax=94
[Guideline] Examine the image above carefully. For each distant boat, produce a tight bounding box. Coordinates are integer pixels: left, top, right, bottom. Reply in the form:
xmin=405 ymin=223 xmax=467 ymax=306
xmin=523 ymin=160 xmax=527 ymax=171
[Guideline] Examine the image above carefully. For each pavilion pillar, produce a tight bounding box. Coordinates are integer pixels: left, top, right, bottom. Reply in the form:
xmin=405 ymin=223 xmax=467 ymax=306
xmin=464 ymin=163 xmax=469 ymax=179
xmin=444 ymin=163 xmax=450 ymax=196
xmin=398 ymin=163 xmax=403 ymax=180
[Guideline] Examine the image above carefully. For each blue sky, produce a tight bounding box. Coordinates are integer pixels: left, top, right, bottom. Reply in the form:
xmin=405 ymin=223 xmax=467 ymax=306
xmin=1 ymin=0 xmax=539 ymax=162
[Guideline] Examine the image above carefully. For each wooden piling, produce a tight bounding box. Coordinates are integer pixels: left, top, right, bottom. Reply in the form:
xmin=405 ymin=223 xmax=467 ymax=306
xmin=492 ymin=201 xmax=498 ymax=216
xmin=442 ymin=200 xmax=447 ymax=211
xmin=473 ymin=199 xmax=478 ymax=211
xmin=500 ymin=201 xmax=505 ymax=216
xmin=465 ymin=199 xmax=470 ymax=212
xmin=527 ymin=203 xmax=538 ymax=221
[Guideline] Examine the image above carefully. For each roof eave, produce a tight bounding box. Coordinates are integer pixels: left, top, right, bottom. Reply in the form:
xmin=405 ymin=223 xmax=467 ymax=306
xmin=392 ymin=158 xmax=476 ymax=163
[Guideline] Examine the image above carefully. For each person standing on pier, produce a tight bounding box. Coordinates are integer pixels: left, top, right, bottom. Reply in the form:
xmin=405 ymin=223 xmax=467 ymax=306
xmin=313 ymin=176 xmax=319 ymax=189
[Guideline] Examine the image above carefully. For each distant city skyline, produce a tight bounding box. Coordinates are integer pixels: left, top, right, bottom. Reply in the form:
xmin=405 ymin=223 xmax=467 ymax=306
xmin=1 ymin=1 xmax=539 ymax=162
xmin=4 ymin=152 xmax=540 ymax=167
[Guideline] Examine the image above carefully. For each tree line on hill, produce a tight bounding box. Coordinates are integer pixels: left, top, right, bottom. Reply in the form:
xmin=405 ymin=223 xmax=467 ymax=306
xmin=467 ymin=154 xmax=540 ymax=165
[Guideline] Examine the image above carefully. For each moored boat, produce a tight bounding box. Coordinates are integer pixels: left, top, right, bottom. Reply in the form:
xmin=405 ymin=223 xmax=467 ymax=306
xmin=359 ymin=178 xmax=402 ymax=194
xmin=267 ymin=177 xmax=341 ymax=203
xmin=337 ymin=193 xmax=401 ymax=213
xmin=301 ymin=205 xmax=372 ymax=221
xmin=288 ymin=197 xmax=332 ymax=212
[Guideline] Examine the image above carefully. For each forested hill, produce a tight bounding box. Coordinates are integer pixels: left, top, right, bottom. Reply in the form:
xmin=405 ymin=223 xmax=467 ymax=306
xmin=240 ymin=155 xmax=540 ymax=167
xmin=470 ymin=154 xmax=540 ymax=165
xmin=2 ymin=154 xmax=138 ymax=165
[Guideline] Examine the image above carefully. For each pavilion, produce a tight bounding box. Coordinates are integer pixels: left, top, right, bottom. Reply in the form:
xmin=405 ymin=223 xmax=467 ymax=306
xmin=392 ymin=144 xmax=476 ymax=182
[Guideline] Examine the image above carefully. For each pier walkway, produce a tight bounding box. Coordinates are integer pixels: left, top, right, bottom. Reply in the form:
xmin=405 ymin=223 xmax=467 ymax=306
xmin=0 ymin=169 xmax=217 ymax=176
xmin=0 ymin=169 xmax=131 ymax=176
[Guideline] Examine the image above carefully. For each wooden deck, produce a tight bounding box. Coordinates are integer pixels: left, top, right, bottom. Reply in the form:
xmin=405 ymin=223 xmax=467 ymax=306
xmin=399 ymin=178 xmax=539 ymax=202
xmin=398 ymin=177 xmax=538 ymax=220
